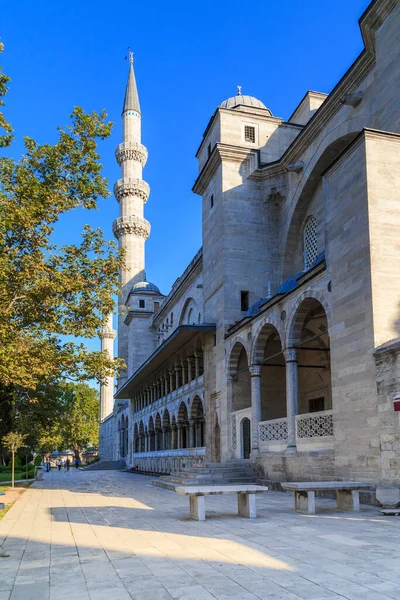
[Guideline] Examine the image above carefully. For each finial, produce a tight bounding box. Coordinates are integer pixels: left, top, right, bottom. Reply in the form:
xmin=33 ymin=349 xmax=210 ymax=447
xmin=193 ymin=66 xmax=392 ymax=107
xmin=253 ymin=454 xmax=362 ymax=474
xmin=125 ymin=47 xmax=134 ymax=65
xmin=237 ymin=85 xmax=242 ymax=96
xmin=267 ymin=280 xmax=272 ymax=299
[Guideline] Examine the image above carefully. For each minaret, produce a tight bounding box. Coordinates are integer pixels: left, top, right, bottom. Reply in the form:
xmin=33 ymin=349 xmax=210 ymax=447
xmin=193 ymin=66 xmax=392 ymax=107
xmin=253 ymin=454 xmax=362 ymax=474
xmin=113 ymin=51 xmax=151 ymax=387
xmin=99 ymin=313 xmax=116 ymax=420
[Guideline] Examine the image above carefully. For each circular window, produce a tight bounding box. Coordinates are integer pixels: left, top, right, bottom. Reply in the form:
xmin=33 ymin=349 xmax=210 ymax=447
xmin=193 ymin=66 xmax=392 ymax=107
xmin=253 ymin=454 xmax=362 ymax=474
xmin=281 ymin=310 xmax=286 ymax=321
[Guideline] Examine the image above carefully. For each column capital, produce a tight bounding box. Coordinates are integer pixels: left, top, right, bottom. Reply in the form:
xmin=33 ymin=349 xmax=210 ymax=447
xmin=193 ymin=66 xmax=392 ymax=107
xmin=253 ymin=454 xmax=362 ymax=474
xmin=284 ymin=347 xmax=298 ymax=362
xmin=250 ymin=365 xmax=262 ymax=377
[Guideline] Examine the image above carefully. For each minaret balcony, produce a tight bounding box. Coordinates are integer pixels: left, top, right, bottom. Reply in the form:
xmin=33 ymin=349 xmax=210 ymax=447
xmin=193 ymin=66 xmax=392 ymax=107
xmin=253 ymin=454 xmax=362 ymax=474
xmin=115 ymin=142 xmax=148 ymax=167
xmin=99 ymin=327 xmax=117 ymax=340
xmin=114 ymin=178 xmax=150 ymax=203
xmin=112 ymin=215 xmax=151 ymax=240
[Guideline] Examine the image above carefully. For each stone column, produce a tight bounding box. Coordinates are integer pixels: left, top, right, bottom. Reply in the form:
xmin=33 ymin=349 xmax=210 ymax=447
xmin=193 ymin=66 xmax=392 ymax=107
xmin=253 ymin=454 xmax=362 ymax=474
xmin=175 ymin=366 xmax=181 ymax=391
xmin=220 ymin=375 xmax=233 ymax=462
xmin=162 ymin=427 xmax=166 ymax=450
xmin=154 ymin=431 xmax=158 ymax=451
xmin=171 ymin=425 xmax=176 ymax=450
xmin=284 ymin=348 xmax=299 ymax=451
xmin=189 ymin=419 xmax=195 ymax=448
xmin=169 ymin=371 xmax=174 ymax=393
xmin=194 ymin=354 xmax=200 ymax=379
xmin=187 ymin=357 xmax=193 ymax=382
xmin=250 ymin=365 xmax=262 ymax=455
xmin=177 ymin=424 xmax=182 ymax=449
xmin=181 ymin=361 xmax=187 ymax=386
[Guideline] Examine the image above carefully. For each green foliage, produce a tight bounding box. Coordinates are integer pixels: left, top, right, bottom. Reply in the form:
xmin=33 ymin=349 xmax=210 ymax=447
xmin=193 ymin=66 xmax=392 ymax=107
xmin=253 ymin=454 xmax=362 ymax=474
xmin=34 ymin=455 xmax=42 ymax=466
xmin=2 ymin=431 xmax=26 ymax=453
xmin=0 ymin=43 xmax=13 ymax=148
xmin=13 ymin=455 xmax=21 ymax=468
xmin=0 ymin=45 xmax=125 ymax=390
xmin=39 ymin=382 xmax=99 ymax=458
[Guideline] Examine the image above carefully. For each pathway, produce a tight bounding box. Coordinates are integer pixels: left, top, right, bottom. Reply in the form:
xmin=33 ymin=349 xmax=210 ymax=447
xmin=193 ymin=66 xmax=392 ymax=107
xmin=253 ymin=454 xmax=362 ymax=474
xmin=1 ymin=469 xmax=400 ymax=599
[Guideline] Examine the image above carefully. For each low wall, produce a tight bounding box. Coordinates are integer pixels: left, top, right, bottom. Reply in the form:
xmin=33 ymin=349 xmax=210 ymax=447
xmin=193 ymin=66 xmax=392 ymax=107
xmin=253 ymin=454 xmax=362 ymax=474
xmin=254 ymin=450 xmax=336 ymax=482
xmin=130 ymin=448 xmax=206 ymax=475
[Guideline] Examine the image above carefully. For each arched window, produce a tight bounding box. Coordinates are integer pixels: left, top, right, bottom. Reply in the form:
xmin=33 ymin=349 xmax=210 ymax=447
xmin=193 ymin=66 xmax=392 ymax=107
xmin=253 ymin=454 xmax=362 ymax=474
xmin=171 ymin=312 xmax=173 ymax=325
xmin=187 ymin=308 xmax=193 ymax=324
xmin=303 ymin=215 xmax=318 ymax=270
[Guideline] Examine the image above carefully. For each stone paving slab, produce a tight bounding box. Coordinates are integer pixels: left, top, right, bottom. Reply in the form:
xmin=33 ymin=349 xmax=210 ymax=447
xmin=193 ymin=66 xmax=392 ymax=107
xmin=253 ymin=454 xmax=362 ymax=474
xmin=0 ymin=470 xmax=400 ymax=599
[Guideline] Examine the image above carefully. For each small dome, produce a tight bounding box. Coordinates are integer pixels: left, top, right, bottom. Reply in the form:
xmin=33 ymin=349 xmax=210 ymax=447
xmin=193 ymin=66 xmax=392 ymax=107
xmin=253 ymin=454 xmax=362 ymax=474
xmin=220 ymin=94 xmax=272 ymax=114
xmin=131 ymin=281 xmax=161 ymax=295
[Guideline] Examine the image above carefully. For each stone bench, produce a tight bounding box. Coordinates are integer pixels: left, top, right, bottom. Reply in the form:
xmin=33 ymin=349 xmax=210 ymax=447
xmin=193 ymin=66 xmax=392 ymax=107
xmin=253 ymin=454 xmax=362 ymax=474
xmin=174 ymin=484 xmax=268 ymax=521
xmin=0 ymin=491 xmax=5 ymax=510
xmin=281 ymin=482 xmax=372 ymax=514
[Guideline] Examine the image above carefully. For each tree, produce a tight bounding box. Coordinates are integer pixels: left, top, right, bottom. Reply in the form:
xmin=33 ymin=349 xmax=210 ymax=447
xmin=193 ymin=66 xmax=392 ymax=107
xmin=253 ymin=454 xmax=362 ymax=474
xmin=2 ymin=431 xmax=26 ymax=487
xmin=39 ymin=382 xmax=100 ymax=460
xmin=0 ymin=44 xmax=125 ymax=390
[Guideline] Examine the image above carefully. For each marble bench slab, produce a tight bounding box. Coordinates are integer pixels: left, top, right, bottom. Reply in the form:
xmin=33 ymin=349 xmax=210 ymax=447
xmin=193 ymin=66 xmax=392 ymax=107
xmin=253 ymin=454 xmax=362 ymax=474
xmin=281 ymin=482 xmax=372 ymax=514
xmin=174 ymin=485 xmax=268 ymax=521
xmin=0 ymin=491 xmax=4 ymax=510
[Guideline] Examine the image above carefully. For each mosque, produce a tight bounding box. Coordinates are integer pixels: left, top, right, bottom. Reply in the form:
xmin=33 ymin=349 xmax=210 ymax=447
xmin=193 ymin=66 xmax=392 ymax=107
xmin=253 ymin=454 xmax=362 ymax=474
xmin=98 ymin=0 xmax=400 ymax=487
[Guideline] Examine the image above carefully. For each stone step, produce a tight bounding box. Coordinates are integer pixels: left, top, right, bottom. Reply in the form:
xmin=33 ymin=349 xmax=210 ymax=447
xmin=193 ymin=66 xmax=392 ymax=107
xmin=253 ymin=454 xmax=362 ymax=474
xmin=160 ymin=474 xmax=257 ymax=486
xmin=193 ymin=461 xmax=251 ymax=469
xmin=183 ymin=466 xmax=255 ymax=474
xmin=150 ymin=479 xmax=177 ymax=491
xmin=168 ymin=471 xmax=198 ymax=479
xmin=84 ymin=459 xmax=126 ymax=471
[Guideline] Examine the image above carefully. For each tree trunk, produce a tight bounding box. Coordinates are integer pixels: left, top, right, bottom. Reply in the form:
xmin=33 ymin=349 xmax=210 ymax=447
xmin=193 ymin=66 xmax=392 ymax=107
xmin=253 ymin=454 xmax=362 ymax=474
xmin=12 ymin=450 xmax=14 ymax=488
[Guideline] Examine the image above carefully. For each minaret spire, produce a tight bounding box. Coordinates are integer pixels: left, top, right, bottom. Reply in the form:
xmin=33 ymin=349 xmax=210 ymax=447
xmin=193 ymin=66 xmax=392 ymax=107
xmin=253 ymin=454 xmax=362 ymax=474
xmin=123 ymin=48 xmax=141 ymax=115
xmin=113 ymin=52 xmax=150 ymax=387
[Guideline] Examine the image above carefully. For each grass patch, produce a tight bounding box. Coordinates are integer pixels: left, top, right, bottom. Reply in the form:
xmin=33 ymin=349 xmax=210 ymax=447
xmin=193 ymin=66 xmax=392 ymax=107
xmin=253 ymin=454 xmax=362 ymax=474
xmin=0 ymin=505 xmax=11 ymax=521
xmin=0 ymin=472 xmax=33 ymax=483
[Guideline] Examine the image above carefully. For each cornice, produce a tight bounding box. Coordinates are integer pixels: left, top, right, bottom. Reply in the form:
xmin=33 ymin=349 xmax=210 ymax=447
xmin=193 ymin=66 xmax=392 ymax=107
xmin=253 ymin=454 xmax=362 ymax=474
xmin=322 ymin=127 xmax=400 ymax=178
xmin=252 ymin=53 xmax=375 ymax=181
xmin=193 ymin=144 xmax=259 ymax=195
xmin=359 ymin=0 xmax=399 ymax=54
xmin=125 ymin=310 xmax=154 ymax=326
xmin=153 ymin=250 xmax=203 ymax=325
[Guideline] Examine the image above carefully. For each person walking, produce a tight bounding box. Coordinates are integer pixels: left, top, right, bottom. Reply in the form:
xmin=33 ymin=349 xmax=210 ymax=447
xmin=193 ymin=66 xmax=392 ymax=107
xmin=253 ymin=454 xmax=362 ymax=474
xmin=46 ymin=460 xmax=51 ymax=472
xmin=66 ymin=458 xmax=70 ymax=471
xmin=75 ymin=457 xmax=79 ymax=469
xmin=57 ymin=459 xmax=62 ymax=471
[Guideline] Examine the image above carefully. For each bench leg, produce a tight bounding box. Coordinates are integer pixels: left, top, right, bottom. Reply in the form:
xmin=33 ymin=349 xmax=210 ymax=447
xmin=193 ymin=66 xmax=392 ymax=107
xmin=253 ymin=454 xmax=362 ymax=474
xmin=237 ymin=492 xmax=257 ymax=518
xmin=294 ymin=491 xmax=315 ymax=514
xmin=336 ymin=490 xmax=360 ymax=511
xmin=189 ymin=495 xmax=205 ymax=521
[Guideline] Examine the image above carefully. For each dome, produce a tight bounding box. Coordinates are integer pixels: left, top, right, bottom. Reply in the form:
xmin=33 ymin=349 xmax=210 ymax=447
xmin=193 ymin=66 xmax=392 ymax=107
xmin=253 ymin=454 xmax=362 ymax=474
xmin=130 ymin=281 xmax=161 ymax=295
xmin=220 ymin=93 xmax=272 ymax=114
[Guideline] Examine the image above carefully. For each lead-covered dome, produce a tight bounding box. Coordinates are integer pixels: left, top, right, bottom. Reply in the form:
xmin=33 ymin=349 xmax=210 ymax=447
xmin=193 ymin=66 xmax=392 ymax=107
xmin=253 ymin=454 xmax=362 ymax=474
xmin=220 ymin=92 xmax=272 ymax=114
xmin=131 ymin=281 xmax=161 ymax=295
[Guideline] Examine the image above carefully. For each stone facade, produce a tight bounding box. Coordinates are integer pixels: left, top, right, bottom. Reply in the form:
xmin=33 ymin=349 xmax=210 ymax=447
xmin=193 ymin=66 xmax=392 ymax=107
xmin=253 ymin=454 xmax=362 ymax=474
xmin=99 ymin=0 xmax=400 ymax=486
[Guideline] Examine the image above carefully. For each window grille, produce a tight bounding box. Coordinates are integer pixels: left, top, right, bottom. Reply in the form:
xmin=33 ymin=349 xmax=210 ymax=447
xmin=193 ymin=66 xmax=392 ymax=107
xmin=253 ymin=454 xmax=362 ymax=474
xmin=244 ymin=125 xmax=256 ymax=143
xmin=303 ymin=216 xmax=318 ymax=269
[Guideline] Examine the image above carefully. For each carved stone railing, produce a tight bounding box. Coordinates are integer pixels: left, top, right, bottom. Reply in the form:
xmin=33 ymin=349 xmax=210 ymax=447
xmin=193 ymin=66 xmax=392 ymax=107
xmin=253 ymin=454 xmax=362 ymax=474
xmin=296 ymin=410 xmax=333 ymax=439
xmin=132 ymin=447 xmax=205 ymax=458
xmin=115 ymin=141 xmax=148 ymax=167
xmin=114 ymin=178 xmax=150 ymax=203
xmin=259 ymin=418 xmax=288 ymax=442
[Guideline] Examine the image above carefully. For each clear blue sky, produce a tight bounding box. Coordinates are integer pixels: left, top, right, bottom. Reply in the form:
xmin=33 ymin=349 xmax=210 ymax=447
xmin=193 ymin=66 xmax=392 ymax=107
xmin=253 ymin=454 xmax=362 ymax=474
xmin=1 ymin=0 xmax=369 ymax=352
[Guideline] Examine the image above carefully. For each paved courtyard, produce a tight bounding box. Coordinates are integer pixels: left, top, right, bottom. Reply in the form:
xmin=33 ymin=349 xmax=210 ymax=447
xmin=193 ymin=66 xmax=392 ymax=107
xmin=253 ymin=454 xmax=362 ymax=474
xmin=1 ymin=471 xmax=400 ymax=600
